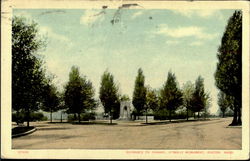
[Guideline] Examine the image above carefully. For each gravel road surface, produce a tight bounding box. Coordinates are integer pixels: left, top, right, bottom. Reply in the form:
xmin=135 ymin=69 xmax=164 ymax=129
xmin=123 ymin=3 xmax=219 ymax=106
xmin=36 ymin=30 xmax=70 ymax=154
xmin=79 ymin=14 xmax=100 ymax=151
xmin=12 ymin=117 xmax=241 ymax=149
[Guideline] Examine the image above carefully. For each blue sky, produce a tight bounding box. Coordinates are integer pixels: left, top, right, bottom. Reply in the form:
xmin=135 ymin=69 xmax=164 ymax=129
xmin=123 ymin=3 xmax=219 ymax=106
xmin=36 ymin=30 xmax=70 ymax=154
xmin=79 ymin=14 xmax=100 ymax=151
xmin=13 ymin=9 xmax=235 ymax=114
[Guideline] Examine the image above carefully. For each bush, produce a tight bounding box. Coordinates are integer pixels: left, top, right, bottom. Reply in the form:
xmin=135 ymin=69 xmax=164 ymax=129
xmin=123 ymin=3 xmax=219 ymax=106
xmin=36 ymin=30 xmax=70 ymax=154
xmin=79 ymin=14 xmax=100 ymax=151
xmin=12 ymin=111 xmax=47 ymax=124
xmin=153 ymin=109 xmax=168 ymax=120
xmin=67 ymin=112 xmax=96 ymax=122
xmin=172 ymin=111 xmax=186 ymax=119
xmin=12 ymin=112 xmax=25 ymax=124
xmin=154 ymin=109 xmax=188 ymax=120
xmin=81 ymin=113 xmax=96 ymax=121
xmin=30 ymin=112 xmax=48 ymax=121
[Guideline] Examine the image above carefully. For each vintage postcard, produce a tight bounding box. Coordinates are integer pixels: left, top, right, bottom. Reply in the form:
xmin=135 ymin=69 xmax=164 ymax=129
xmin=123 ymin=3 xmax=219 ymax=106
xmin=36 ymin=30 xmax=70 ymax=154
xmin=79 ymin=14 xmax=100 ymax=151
xmin=1 ymin=0 xmax=249 ymax=160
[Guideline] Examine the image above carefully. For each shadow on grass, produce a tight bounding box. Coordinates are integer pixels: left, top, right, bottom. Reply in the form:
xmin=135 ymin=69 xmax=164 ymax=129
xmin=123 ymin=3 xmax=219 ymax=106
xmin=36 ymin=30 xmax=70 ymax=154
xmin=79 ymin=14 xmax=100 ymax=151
xmin=38 ymin=127 xmax=71 ymax=131
xmin=140 ymin=119 xmax=211 ymax=125
xmin=12 ymin=126 xmax=36 ymax=138
xmin=71 ymin=121 xmax=117 ymax=126
xmin=47 ymin=121 xmax=71 ymax=124
xmin=12 ymin=126 xmax=35 ymax=135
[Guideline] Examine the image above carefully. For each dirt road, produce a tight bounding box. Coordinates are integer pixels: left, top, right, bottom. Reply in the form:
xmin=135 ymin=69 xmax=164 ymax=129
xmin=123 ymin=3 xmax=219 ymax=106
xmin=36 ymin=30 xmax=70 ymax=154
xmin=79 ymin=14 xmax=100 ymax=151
xmin=12 ymin=117 xmax=241 ymax=149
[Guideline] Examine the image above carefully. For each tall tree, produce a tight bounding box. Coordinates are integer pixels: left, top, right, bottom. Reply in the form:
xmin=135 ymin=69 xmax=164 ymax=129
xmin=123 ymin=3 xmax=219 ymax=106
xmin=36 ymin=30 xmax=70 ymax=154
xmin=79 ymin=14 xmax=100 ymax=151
xmin=41 ymin=82 xmax=61 ymax=122
xmin=99 ymin=71 xmax=120 ymax=124
xmin=145 ymin=86 xmax=159 ymax=123
xmin=132 ymin=68 xmax=147 ymax=119
xmin=12 ymin=16 xmax=47 ymax=127
xmin=214 ymin=11 xmax=242 ymax=125
xmin=64 ymin=66 xmax=96 ymax=123
xmin=160 ymin=71 xmax=183 ymax=121
xmin=182 ymin=81 xmax=195 ymax=120
xmin=190 ymin=76 xmax=207 ymax=118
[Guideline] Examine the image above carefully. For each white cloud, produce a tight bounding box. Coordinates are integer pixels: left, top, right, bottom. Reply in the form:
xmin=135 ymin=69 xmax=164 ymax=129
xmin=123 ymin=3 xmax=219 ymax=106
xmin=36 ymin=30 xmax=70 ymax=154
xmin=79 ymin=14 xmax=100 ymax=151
xmin=39 ymin=26 xmax=72 ymax=44
xmin=80 ymin=10 xmax=105 ymax=26
xmin=155 ymin=24 xmax=217 ymax=40
xmin=166 ymin=40 xmax=179 ymax=45
xmin=172 ymin=9 xmax=224 ymax=20
xmin=131 ymin=11 xmax=143 ymax=19
xmin=189 ymin=41 xmax=203 ymax=46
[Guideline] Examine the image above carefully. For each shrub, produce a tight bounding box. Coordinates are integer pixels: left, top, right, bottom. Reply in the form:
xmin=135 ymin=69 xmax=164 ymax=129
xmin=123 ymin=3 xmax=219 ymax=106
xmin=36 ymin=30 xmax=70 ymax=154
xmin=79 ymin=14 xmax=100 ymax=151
xmin=12 ymin=112 xmax=25 ymax=124
xmin=81 ymin=112 xmax=96 ymax=121
xmin=154 ymin=109 xmax=187 ymax=120
xmin=30 ymin=112 xmax=48 ymax=121
xmin=67 ymin=112 xmax=96 ymax=122
xmin=153 ymin=109 xmax=168 ymax=120
xmin=12 ymin=111 xmax=47 ymax=124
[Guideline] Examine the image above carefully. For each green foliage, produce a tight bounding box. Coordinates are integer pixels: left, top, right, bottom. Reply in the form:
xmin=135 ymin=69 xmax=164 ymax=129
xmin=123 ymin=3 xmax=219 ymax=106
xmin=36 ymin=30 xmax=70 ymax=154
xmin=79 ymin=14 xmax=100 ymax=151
xmin=64 ymin=66 xmax=96 ymax=123
xmin=29 ymin=112 xmax=48 ymax=121
xmin=190 ymin=76 xmax=207 ymax=114
xmin=99 ymin=70 xmax=120 ymax=120
xmin=153 ymin=109 xmax=187 ymax=120
xmin=182 ymin=81 xmax=195 ymax=110
xmin=182 ymin=81 xmax=195 ymax=119
xmin=67 ymin=113 xmax=96 ymax=122
xmin=214 ymin=10 xmax=242 ymax=125
xmin=120 ymin=94 xmax=130 ymax=101
xmin=41 ymin=82 xmax=61 ymax=122
xmin=146 ymin=86 xmax=159 ymax=112
xmin=160 ymin=71 xmax=183 ymax=120
xmin=12 ymin=16 xmax=48 ymax=127
xmin=218 ymin=91 xmax=234 ymax=117
xmin=153 ymin=109 xmax=168 ymax=120
xmin=132 ymin=68 xmax=147 ymax=116
xmin=12 ymin=111 xmax=47 ymax=124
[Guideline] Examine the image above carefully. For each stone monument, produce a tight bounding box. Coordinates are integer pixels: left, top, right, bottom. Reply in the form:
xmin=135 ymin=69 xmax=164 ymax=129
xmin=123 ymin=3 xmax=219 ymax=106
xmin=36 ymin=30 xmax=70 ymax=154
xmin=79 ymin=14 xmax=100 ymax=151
xmin=119 ymin=101 xmax=134 ymax=120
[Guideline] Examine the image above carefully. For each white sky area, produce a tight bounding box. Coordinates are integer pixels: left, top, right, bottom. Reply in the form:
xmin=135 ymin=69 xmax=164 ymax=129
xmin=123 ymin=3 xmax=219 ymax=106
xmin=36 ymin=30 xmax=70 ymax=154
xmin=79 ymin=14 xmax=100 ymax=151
xmin=14 ymin=9 xmax=236 ymax=114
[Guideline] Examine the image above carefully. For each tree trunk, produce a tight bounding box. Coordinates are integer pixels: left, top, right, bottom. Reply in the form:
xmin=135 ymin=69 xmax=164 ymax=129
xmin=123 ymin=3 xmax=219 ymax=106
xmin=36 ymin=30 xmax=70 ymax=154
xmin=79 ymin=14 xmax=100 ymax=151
xmin=230 ymin=107 xmax=238 ymax=126
xmin=110 ymin=111 xmax=112 ymax=124
xmin=169 ymin=110 xmax=172 ymax=122
xmin=74 ymin=113 xmax=77 ymax=120
xmin=198 ymin=112 xmax=200 ymax=119
xmin=60 ymin=112 xmax=62 ymax=123
xmin=27 ymin=108 xmax=30 ymax=127
xmin=222 ymin=111 xmax=225 ymax=118
xmin=145 ymin=108 xmax=148 ymax=124
xmin=78 ymin=113 xmax=81 ymax=123
xmin=193 ymin=112 xmax=195 ymax=119
xmin=50 ymin=109 xmax=53 ymax=123
xmin=237 ymin=107 xmax=242 ymax=125
xmin=186 ymin=108 xmax=189 ymax=121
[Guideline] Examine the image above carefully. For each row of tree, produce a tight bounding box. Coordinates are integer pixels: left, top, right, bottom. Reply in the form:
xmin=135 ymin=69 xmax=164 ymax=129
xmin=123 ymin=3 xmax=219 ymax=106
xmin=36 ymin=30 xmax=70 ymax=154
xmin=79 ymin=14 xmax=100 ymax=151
xmin=12 ymin=10 xmax=242 ymax=127
xmin=132 ymin=69 xmax=211 ymax=123
xmin=64 ymin=66 xmax=211 ymax=124
xmin=12 ymin=16 xmax=211 ymax=126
